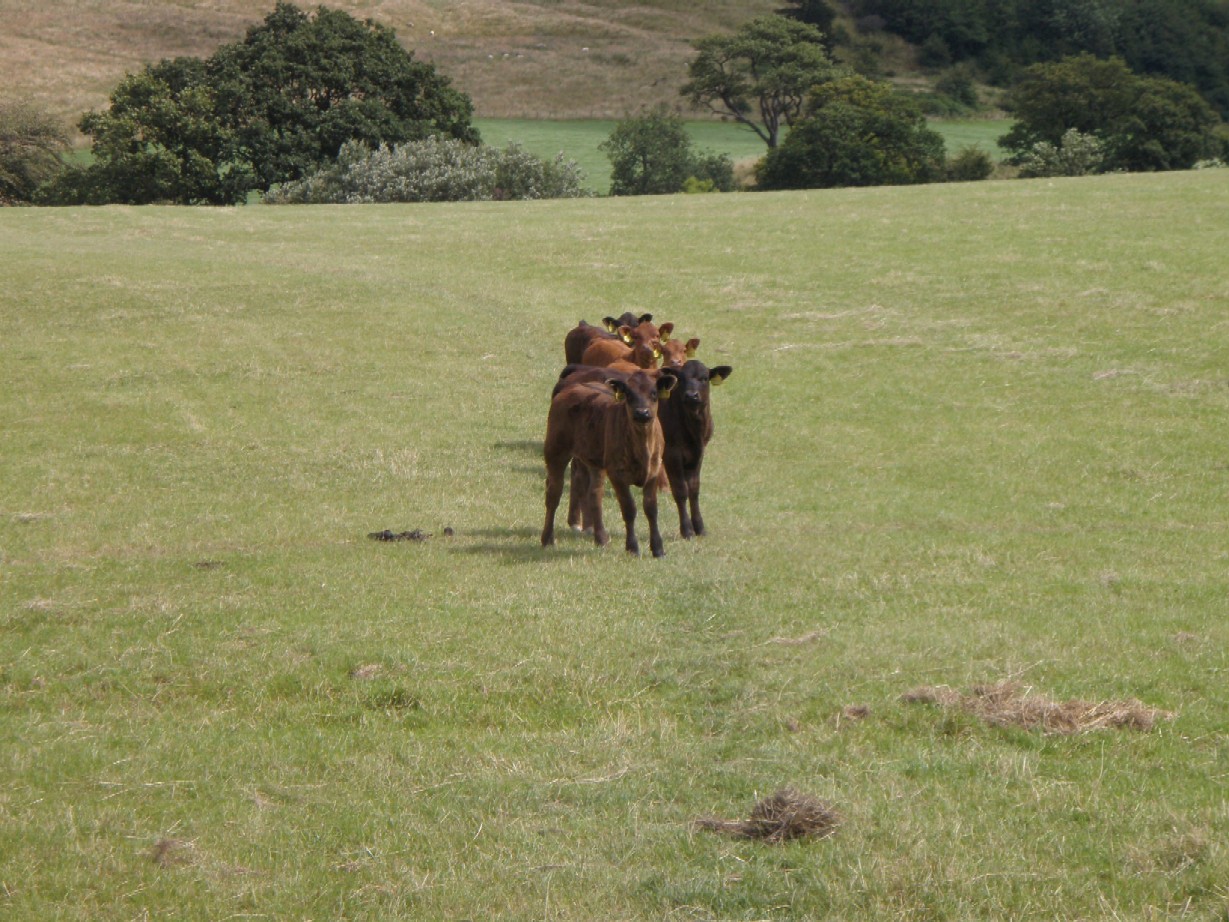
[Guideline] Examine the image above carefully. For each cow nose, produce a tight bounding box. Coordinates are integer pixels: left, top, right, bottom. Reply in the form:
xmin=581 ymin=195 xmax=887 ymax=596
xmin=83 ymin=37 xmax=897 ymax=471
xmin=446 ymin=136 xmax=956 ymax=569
xmin=684 ymin=391 xmax=703 ymax=404
xmin=632 ymin=407 xmax=653 ymax=423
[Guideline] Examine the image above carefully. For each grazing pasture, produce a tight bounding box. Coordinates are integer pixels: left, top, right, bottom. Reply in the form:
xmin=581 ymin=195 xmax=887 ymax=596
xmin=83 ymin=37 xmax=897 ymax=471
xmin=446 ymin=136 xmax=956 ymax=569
xmin=3 ymin=172 xmax=1229 ymax=919
xmin=474 ymin=117 xmax=1009 ymax=192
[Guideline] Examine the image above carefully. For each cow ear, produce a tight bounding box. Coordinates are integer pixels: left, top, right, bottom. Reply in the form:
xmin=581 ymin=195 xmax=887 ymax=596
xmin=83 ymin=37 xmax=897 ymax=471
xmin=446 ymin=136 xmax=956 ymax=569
xmin=709 ymin=366 xmax=733 ymax=386
xmin=618 ymin=324 xmax=635 ymax=344
xmin=658 ymin=322 xmax=674 ymax=343
xmin=602 ymin=316 xmax=620 ymax=332
xmin=607 ymin=378 xmax=627 ymax=401
xmin=638 ymin=313 xmax=654 ymax=325
xmin=685 ymin=337 xmax=700 ymax=358
xmin=657 ymin=368 xmax=679 ymax=398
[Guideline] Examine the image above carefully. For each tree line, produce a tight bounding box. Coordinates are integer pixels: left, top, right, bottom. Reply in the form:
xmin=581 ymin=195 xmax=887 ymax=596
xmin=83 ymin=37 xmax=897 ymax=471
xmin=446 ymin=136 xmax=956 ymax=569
xmin=1 ymin=2 xmax=1227 ymax=205
xmin=845 ymin=0 xmax=1229 ymax=118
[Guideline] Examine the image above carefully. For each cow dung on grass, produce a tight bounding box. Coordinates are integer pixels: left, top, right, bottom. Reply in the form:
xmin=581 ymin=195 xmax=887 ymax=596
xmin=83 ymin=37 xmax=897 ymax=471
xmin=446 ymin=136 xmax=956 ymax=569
xmin=695 ymin=787 xmax=840 ymax=843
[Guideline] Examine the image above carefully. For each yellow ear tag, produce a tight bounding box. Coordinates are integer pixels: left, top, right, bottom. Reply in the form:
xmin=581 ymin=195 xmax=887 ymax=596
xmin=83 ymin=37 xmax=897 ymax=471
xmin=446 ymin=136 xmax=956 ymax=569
xmin=613 ymin=389 xmax=625 ymax=402
xmin=710 ymin=376 xmax=724 ymax=387
xmin=685 ymin=344 xmax=697 ymax=357
xmin=653 ymin=347 xmax=662 ymax=359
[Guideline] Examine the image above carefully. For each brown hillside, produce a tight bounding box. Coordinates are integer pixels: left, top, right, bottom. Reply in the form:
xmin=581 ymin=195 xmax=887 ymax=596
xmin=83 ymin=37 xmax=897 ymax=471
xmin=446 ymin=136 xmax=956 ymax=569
xmin=0 ymin=0 xmax=779 ymax=125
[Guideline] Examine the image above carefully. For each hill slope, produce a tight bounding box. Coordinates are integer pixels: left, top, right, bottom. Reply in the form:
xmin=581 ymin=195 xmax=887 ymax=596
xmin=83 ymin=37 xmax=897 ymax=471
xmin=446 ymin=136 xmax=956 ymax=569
xmin=0 ymin=0 xmax=779 ymax=124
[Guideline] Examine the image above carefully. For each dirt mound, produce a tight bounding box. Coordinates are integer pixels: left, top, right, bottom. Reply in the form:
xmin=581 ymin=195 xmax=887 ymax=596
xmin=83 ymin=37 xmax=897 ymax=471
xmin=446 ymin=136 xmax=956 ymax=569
xmin=902 ymin=680 xmax=1173 ymax=734
xmin=695 ymin=787 xmax=840 ymax=843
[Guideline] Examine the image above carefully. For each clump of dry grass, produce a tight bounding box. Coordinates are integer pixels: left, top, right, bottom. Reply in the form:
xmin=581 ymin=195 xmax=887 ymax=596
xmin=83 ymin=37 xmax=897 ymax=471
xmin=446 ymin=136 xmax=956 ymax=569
xmin=901 ymin=681 xmax=1173 ymax=734
xmin=695 ymin=787 xmax=841 ymax=843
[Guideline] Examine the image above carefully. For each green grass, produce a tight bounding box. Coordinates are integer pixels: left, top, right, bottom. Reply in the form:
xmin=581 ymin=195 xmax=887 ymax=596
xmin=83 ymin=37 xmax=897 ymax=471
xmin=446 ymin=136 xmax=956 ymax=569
xmin=3 ymin=171 xmax=1229 ymax=920
xmin=476 ymin=117 xmax=1009 ymax=192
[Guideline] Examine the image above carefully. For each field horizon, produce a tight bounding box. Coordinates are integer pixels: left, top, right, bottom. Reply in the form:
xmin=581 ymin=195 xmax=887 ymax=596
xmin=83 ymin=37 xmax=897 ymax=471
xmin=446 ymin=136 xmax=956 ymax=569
xmin=3 ymin=172 xmax=1229 ymax=918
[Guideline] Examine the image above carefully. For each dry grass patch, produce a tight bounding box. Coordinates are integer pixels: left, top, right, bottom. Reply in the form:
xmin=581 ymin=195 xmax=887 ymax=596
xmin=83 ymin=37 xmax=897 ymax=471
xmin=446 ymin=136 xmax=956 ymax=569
xmin=902 ymin=681 xmax=1174 ymax=735
xmin=695 ymin=787 xmax=841 ymax=843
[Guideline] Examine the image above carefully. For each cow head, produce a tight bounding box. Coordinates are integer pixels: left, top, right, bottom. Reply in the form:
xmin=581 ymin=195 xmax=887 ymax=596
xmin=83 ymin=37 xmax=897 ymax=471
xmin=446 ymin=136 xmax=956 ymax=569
xmin=660 ymin=336 xmax=700 ymax=369
xmin=670 ymin=360 xmax=733 ymax=419
xmin=608 ymin=369 xmax=678 ymax=425
xmin=615 ymin=322 xmax=664 ymax=368
xmin=603 ymin=312 xmax=653 ymax=333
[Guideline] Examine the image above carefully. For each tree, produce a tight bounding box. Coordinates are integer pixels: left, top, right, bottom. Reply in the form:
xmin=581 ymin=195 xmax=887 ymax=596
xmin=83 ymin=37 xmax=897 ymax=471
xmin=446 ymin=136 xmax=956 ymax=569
xmin=41 ymin=2 xmax=476 ymax=204
xmin=757 ymin=75 xmax=946 ymax=189
xmin=41 ymin=59 xmax=251 ymax=205
xmin=601 ymin=108 xmax=734 ymax=196
xmin=208 ymin=2 xmax=476 ymax=190
xmin=682 ymin=15 xmax=840 ymax=150
xmin=999 ymin=54 xmax=1224 ymax=172
xmin=0 ymin=100 xmax=69 ymax=204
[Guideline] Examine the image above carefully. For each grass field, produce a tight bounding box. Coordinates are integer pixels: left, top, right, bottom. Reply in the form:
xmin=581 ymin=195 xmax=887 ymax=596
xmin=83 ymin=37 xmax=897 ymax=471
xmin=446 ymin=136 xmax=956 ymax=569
xmin=476 ymin=118 xmax=1009 ymax=192
xmin=3 ymin=171 xmax=1229 ymax=919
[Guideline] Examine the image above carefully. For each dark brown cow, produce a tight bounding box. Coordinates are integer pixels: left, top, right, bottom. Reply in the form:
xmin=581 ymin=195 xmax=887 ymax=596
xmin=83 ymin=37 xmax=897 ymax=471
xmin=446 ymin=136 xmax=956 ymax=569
xmin=542 ymin=367 xmax=678 ymax=557
xmin=655 ymin=359 xmax=733 ymax=538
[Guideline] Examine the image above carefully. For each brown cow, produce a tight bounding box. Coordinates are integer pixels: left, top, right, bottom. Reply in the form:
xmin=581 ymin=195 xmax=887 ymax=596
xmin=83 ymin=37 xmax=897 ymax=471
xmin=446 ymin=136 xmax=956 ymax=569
xmin=580 ymin=321 xmax=673 ymax=369
xmin=542 ymin=367 xmax=678 ymax=557
xmin=660 ymin=335 xmax=700 ymax=369
xmin=563 ymin=313 xmax=656 ymax=365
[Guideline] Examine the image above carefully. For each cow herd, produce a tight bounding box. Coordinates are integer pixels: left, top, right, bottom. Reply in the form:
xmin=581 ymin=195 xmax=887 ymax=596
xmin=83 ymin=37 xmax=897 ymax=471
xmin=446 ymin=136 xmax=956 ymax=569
xmin=542 ymin=313 xmax=733 ymax=558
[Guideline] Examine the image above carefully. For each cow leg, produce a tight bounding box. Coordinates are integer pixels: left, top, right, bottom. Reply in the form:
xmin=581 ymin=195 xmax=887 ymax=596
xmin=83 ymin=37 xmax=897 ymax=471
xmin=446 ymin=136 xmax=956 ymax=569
xmin=643 ymin=473 xmax=666 ymax=558
xmin=542 ymin=458 xmax=567 ymax=547
xmin=687 ymin=464 xmax=705 ymax=537
xmin=566 ymin=461 xmax=588 ymax=531
xmin=665 ymin=459 xmax=694 ymax=539
xmin=582 ymin=463 xmax=609 ymax=547
xmin=610 ymin=480 xmax=640 ymax=556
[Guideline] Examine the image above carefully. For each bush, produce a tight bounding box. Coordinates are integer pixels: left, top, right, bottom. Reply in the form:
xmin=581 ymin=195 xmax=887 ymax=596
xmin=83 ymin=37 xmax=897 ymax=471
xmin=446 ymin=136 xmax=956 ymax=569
xmin=1016 ymin=128 xmax=1106 ymax=178
xmin=757 ymin=75 xmax=947 ymax=189
xmin=945 ymin=145 xmax=994 ymax=181
xmin=0 ymin=100 xmax=69 ymax=204
xmin=263 ymin=138 xmax=589 ymax=204
xmin=1001 ymin=54 xmax=1224 ymax=173
xmin=602 ymin=108 xmax=734 ymax=196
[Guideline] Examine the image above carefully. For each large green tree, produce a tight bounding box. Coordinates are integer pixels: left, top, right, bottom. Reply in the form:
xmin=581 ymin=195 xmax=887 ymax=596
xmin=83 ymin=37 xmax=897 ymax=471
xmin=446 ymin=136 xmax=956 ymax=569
xmin=43 ymin=2 xmax=475 ymax=205
xmin=208 ymin=2 xmax=476 ymax=190
xmin=682 ymin=15 xmax=839 ymax=149
xmin=757 ymin=75 xmax=947 ymax=189
xmin=41 ymin=58 xmax=251 ymax=205
xmin=999 ymin=54 xmax=1224 ymax=172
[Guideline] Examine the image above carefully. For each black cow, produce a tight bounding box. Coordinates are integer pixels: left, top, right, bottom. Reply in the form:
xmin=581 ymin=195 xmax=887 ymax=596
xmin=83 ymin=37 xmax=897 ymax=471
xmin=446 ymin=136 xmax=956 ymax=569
xmin=655 ymin=360 xmax=733 ymax=538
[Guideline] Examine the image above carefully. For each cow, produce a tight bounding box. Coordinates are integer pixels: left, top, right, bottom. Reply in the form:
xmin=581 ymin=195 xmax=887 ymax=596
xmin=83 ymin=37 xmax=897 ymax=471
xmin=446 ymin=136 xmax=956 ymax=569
xmin=542 ymin=367 xmax=678 ymax=557
xmin=563 ymin=313 xmax=657 ymax=365
xmin=659 ymin=335 xmax=701 ymax=369
xmin=655 ymin=359 xmax=733 ymax=539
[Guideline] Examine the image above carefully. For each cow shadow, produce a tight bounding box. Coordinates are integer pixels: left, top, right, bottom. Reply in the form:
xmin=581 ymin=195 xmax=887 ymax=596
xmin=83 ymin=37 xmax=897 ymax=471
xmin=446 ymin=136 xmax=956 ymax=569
xmin=454 ymin=526 xmax=593 ymax=564
xmin=494 ymin=440 xmax=544 ymax=478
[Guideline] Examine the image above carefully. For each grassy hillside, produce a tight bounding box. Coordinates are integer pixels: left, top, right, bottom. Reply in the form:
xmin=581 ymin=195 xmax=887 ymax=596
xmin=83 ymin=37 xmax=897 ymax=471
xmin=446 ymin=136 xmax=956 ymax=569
xmin=3 ymin=173 xmax=1229 ymax=919
xmin=1 ymin=0 xmax=779 ymax=124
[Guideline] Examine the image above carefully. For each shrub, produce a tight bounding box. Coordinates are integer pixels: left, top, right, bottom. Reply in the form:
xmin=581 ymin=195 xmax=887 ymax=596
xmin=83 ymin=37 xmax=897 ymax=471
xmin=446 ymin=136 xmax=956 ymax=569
xmin=0 ymin=100 xmax=69 ymax=204
xmin=602 ymin=108 xmax=734 ymax=196
xmin=945 ymin=145 xmax=994 ymax=182
xmin=263 ymin=138 xmax=589 ymax=204
xmin=1001 ymin=54 xmax=1224 ymax=173
xmin=757 ymin=75 xmax=946 ymax=189
xmin=1017 ymin=128 xmax=1106 ymax=178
